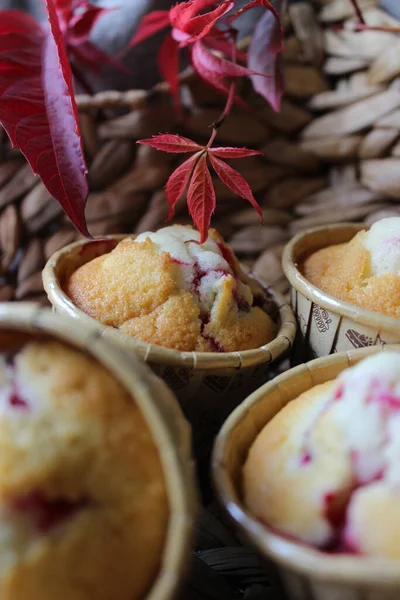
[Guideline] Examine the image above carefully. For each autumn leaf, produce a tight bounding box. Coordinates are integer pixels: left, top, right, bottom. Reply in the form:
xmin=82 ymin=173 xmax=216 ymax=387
xmin=0 ymin=6 xmax=89 ymax=236
xmin=248 ymin=0 xmax=287 ymax=111
xmin=128 ymin=10 xmax=170 ymax=48
xmin=170 ymin=0 xmax=234 ymax=45
xmin=138 ymin=134 xmax=203 ymax=153
xmin=208 ymin=147 xmax=263 ymax=158
xmin=187 ymin=154 xmax=216 ymax=243
xmin=166 ymin=153 xmax=201 ymax=219
xmin=208 ymin=154 xmax=262 ymax=217
xmin=138 ymin=133 xmax=263 ymax=243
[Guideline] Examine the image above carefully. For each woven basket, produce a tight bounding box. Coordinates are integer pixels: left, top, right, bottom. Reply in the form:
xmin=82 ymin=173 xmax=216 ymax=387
xmin=0 ymin=302 xmax=197 ymax=600
xmin=212 ymin=344 xmax=400 ymax=600
xmin=283 ymin=222 xmax=400 ymax=362
xmin=2 ymin=0 xmax=400 ymax=310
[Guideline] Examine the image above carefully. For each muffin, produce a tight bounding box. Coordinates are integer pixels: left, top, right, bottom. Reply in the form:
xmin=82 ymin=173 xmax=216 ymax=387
xmin=65 ymin=225 xmax=276 ymax=352
xmin=243 ymin=351 xmax=400 ymax=557
xmin=0 ymin=337 xmax=167 ymax=600
xmin=302 ymin=217 xmax=400 ymax=318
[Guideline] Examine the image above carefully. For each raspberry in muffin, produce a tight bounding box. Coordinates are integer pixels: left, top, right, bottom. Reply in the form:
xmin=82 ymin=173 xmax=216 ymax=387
xmin=243 ymin=351 xmax=400 ymax=556
xmin=302 ymin=217 xmax=400 ymax=318
xmin=65 ymin=225 xmax=276 ymax=352
xmin=0 ymin=338 xmax=167 ymax=600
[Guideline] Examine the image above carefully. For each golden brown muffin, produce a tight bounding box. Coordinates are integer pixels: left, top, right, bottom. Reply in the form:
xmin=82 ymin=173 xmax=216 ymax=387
xmin=66 ymin=225 xmax=276 ymax=352
xmin=0 ymin=339 xmax=167 ymax=600
xmin=244 ymin=352 xmax=400 ymax=557
xmin=302 ymin=218 xmax=400 ymax=318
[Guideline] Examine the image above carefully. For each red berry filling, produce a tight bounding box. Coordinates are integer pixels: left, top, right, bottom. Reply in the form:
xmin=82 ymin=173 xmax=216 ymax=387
xmin=11 ymin=492 xmax=88 ymax=533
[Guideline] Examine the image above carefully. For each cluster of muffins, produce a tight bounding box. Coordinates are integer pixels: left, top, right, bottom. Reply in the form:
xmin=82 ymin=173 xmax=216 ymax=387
xmin=0 ymin=336 xmax=167 ymax=600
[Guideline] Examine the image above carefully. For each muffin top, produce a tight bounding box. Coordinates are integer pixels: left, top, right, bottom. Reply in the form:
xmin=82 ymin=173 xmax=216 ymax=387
xmin=65 ymin=225 xmax=276 ymax=352
xmin=244 ymin=352 xmax=400 ymax=557
xmin=0 ymin=338 xmax=167 ymax=600
xmin=302 ymin=217 xmax=400 ymax=318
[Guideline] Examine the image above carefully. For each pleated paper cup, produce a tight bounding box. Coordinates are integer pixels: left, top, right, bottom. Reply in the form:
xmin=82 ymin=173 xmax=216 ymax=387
xmin=282 ymin=223 xmax=400 ymax=364
xmin=0 ymin=303 xmax=197 ymax=600
xmin=213 ymin=344 xmax=400 ymax=600
xmin=42 ymin=235 xmax=296 ymax=463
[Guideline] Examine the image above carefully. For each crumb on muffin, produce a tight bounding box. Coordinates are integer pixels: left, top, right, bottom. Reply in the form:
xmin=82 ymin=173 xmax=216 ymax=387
xmin=0 ymin=339 xmax=167 ymax=600
xmin=65 ymin=225 xmax=277 ymax=352
xmin=302 ymin=217 xmax=400 ymax=319
xmin=244 ymin=352 xmax=400 ymax=557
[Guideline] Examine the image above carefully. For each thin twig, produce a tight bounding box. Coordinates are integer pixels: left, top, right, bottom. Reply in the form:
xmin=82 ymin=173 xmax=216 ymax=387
xmin=348 ymin=0 xmax=366 ymax=24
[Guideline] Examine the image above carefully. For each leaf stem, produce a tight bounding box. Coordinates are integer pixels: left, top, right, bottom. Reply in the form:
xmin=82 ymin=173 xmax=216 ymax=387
xmin=348 ymin=0 xmax=366 ymax=24
xmin=207 ymin=29 xmax=238 ymax=147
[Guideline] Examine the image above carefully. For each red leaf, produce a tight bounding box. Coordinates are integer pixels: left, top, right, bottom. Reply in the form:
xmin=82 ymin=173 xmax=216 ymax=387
xmin=208 ymin=154 xmax=262 ymax=218
xmin=128 ymin=11 xmax=170 ymax=48
xmin=170 ymin=0 xmax=234 ymax=44
xmin=208 ymin=147 xmax=263 ymax=158
xmin=138 ymin=134 xmax=203 ymax=153
xmin=191 ymin=40 xmax=262 ymax=79
xmin=0 ymin=7 xmax=89 ymax=236
xmin=203 ymin=35 xmax=248 ymax=64
xmin=187 ymin=154 xmax=216 ymax=243
xmin=190 ymin=41 xmax=249 ymax=109
xmin=158 ymin=33 xmax=181 ymax=114
xmin=68 ymin=5 xmax=111 ymax=43
xmin=248 ymin=2 xmax=287 ymax=111
xmin=165 ymin=153 xmax=201 ymax=219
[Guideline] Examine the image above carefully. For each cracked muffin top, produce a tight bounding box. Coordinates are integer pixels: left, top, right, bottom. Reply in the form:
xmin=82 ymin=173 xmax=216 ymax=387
xmin=0 ymin=338 xmax=167 ymax=600
xmin=244 ymin=352 xmax=400 ymax=557
xmin=302 ymin=217 xmax=400 ymax=319
xmin=65 ymin=225 xmax=276 ymax=353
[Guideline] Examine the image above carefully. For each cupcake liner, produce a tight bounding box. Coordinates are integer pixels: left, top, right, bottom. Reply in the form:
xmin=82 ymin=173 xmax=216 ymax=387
xmin=282 ymin=223 xmax=400 ymax=363
xmin=42 ymin=235 xmax=296 ymax=462
xmin=212 ymin=345 xmax=400 ymax=600
xmin=0 ymin=303 xmax=197 ymax=600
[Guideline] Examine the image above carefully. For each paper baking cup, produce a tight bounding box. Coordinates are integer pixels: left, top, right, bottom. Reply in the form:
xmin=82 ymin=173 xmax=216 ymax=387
xmin=0 ymin=303 xmax=197 ymax=600
xmin=213 ymin=344 xmax=400 ymax=600
xmin=282 ymin=223 xmax=400 ymax=364
xmin=42 ymin=235 xmax=296 ymax=462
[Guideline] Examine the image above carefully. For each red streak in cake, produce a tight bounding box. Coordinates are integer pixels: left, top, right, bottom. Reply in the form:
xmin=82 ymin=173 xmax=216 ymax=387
xmin=203 ymin=335 xmax=225 ymax=353
xmin=171 ymin=257 xmax=190 ymax=266
xmin=11 ymin=492 xmax=87 ymax=533
xmin=9 ymin=391 xmax=28 ymax=409
xmin=192 ymin=262 xmax=229 ymax=294
xmin=333 ymin=385 xmax=343 ymax=401
xmin=217 ymin=241 xmax=236 ymax=274
xmin=300 ymin=450 xmax=312 ymax=466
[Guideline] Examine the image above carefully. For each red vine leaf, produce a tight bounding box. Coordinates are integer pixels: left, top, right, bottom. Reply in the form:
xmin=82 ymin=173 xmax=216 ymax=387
xmin=0 ymin=6 xmax=89 ymax=236
xmin=128 ymin=10 xmax=170 ymax=48
xmin=208 ymin=147 xmax=263 ymax=158
xmin=248 ymin=0 xmax=287 ymax=111
xmin=191 ymin=40 xmax=248 ymax=108
xmin=138 ymin=134 xmax=203 ymax=153
xmin=187 ymin=154 xmax=216 ymax=243
xmin=158 ymin=33 xmax=181 ymax=114
xmin=165 ymin=153 xmax=201 ymax=219
xmin=170 ymin=0 xmax=234 ymax=45
xmin=192 ymin=40 xmax=262 ymax=79
xmin=208 ymin=154 xmax=262 ymax=218
xmin=56 ymin=0 xmax=127 ymax=76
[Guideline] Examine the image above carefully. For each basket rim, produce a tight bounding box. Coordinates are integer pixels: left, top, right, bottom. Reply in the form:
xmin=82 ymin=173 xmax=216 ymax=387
xmin=0 ymin=303 xmax=197 ymax=600
xmin=42 ymin=234 xmax=297 ymax=370
xmin=212 ymin=344 xmax=400 ymax=585
xmin=282 ymin=222 xmax=400 ymax=332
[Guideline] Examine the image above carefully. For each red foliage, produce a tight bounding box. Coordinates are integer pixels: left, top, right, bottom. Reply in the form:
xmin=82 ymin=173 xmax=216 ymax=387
xmin=139 ymin=134 xmax=263 ymax=243
xmin=130 ymin=0 xmax=285 ymax=112
xmin=0 ymin=5 xmax=89 ymax=236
